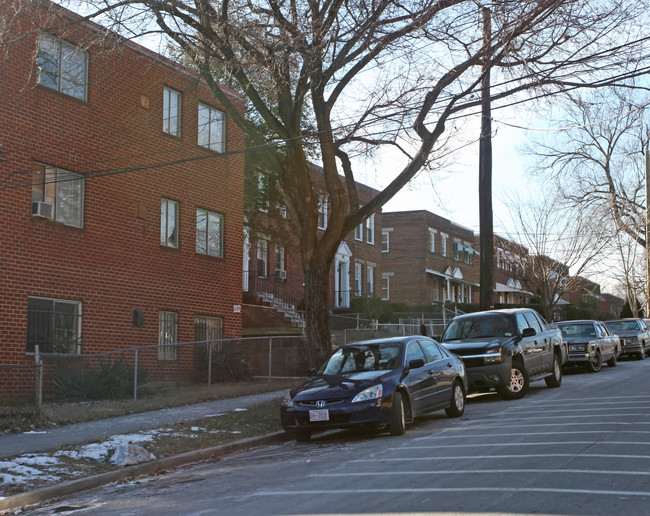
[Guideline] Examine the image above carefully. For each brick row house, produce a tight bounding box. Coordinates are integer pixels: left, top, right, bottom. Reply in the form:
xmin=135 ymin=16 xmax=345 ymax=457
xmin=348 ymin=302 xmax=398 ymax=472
xmin=380 ymin=211 xmax=479 ymax=306
xmin=1 ymin=1 xmax=245 ymax=393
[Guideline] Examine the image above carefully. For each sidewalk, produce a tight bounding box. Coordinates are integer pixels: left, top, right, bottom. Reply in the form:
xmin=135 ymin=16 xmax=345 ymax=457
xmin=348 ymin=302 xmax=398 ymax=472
xmin=0 ymin=389 xmax=287 ymax=459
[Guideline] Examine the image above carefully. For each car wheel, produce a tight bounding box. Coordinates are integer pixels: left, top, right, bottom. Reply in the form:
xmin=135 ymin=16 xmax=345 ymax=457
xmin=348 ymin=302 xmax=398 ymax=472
xmin=294 ymin=430 xmax=311 ymax=442
xmin=445 ymin=381 xmax=465 ymax=418
xmin=606 ymin=352 xmax=617 ymax=367
xmin=545 ymin=353 xmax=563 ymax=387
xmin=496 ymin=361 xmax=529 ymax=400
xmin=637 ymin=351 xmax=645 ymax=360
xmin=389 ymin=391 xmax=406 ymax=436
xmin=585 ymin=351 xmax=602 ymax=373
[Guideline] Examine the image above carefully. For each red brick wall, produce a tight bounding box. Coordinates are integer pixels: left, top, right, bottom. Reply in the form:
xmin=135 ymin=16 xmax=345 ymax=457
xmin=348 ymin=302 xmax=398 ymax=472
xmin=0 ymin=3 xmax=245 ymax=383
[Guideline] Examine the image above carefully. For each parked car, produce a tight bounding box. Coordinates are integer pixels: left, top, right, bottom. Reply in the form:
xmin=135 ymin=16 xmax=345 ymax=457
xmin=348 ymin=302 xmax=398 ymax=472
xmin=439 ymin=308 xmax=566 ymax=400
xmin=557 ymin=320 xmax=619 ymax=372
xmin=605 ymin=318 xmax=650 ymax=360
xmin=280 ymin=336 xmax=468 ymax=441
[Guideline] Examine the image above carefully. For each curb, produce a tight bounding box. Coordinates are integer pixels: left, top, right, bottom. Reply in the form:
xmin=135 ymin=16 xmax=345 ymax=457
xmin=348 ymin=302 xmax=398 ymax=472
xmin=0 ymin=431 xmax=289 ymax=514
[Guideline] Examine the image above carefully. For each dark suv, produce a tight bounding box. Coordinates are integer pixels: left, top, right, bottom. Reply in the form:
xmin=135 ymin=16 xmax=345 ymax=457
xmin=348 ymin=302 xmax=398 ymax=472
xmin=440 ymin=308 xmax=566 ymax=400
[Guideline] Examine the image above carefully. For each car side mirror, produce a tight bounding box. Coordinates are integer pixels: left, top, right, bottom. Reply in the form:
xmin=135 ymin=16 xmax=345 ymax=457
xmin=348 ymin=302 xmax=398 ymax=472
xmin=407 ymin=358 xmax=426 ymax=371
xmin=521 ymin=328 xmax=536 ymax=338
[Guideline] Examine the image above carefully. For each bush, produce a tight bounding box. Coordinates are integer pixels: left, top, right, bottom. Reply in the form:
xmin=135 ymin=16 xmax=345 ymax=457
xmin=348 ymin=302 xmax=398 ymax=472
xmin=195 ymin=341 xmax=253 ymax=382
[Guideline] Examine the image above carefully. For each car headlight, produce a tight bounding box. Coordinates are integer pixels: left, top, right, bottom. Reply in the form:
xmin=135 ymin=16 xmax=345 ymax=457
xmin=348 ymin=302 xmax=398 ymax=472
xmin=484 ymin=347 xmax=503 ymax=364
xmin=569 ymin=344 xmax=585 ymax=352
xmin=281 ymin=393 xmax=294 ymax=408
xmin=351 ymin=384 xmax=383 ymax=403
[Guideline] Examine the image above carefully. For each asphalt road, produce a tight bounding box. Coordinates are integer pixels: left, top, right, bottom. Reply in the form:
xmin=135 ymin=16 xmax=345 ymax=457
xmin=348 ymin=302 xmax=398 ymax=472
xmin=29 ymin=357 xmax=650 ymax=515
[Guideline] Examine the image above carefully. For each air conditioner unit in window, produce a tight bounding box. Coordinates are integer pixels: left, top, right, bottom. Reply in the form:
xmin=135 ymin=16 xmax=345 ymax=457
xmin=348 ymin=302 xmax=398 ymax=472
xmin=275 ymin=269 xmax=287 ymax=280
xmin=32 ymin=201 xmax=53 ymax=219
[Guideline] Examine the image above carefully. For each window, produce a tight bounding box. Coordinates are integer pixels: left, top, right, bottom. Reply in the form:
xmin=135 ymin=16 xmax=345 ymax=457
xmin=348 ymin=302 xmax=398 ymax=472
xmin=381 ymin=231 xmax=389 ymax=253
xmin=453 ymin=240 xmax=462 ymax=261
xmin=159 ymin=311 xmax=178 ymax=360
xmin=405 ymin=340 xmax=426 ymax=364
xmin=381 ymin=275 xmax=390 ymax=300
xmin=32 ymin=165 xmax=84 ymax=227
xmin=419 ymin=339 xmax=444 ymax=362
xmin=198 ymin=103 xmax=225 ymax=152
xmin=355 ymin=222 xmax=363 ymax=241
xmin=318 ymin=195 xmax=328 ymax=230
xmin=195 ymin=315 xmax=222 ymax=343
xmin=196 ymin=208 xmax=224 ymax=257
xmin=441 ymin=234 xmax=448 ymax=256
xmin=429 ymin=229 xmax=436 ymax=253
xmin=257 ymin=239 xmax=268 ymax=277
xmin=160 ymin=198 xmax=179 ymax=248
xmin=367 ymin=265 xmax=374 ymax=296
xmin=366 ymin=214 xmax=375 ymax=244
xmin=354 ymin=263 xmax=363 ymax=296
xmin=275 ymin=245 xmax=285 ymax=277
xmin=257 ymin=175 xmax=269 ymax=212
xmin=37 ymin=33 xmax=87 ymax=100
xmin=163 ymin=87 xmax=181 ymax=136
xmin=26 ymin=297 xmax=81 ymax=354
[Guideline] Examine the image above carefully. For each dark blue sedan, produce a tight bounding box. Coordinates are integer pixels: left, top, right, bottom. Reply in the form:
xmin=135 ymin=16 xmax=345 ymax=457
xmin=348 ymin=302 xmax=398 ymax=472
xmin=280 ymin=336 xmax=468 ymax=441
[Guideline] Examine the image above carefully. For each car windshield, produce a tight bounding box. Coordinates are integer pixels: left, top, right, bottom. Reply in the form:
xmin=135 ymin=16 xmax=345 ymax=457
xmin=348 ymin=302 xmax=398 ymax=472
xmin=607 ymin=321 xmax=639 ymax=332
xmin=559 ymin=323 xmax=596 ymax=338
xmin=317 ymin=344 xmax=401 ymax=374
xmin=443 ymin=315 xmax=515 ymax=340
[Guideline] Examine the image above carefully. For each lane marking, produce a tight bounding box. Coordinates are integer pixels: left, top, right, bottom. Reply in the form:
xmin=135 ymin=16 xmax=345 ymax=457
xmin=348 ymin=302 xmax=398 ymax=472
xmin=252 ymin=487 xmax=650 ymax=497
xmin=350 ymin=453 xmax=650 ymax=461
xmin=385 ymin=441 xmax=650 ymax=450
xmin=412 ymin=430 xmax=650 ymax=440
xmin=310 ymin=469 xmax=650 ymax=477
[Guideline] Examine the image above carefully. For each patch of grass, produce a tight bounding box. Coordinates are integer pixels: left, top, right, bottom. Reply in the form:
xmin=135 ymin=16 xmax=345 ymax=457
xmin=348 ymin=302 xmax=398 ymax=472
xmin=2 ymin=378 xmax=299 ymax=434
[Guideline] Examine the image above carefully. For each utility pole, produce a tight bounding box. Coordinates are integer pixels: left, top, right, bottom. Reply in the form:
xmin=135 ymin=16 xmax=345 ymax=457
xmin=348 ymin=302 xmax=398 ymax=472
xmin=479 ymin=6 xmax=493 ymax=310
xmin=645 ymin=147 xmax=650 ymax=317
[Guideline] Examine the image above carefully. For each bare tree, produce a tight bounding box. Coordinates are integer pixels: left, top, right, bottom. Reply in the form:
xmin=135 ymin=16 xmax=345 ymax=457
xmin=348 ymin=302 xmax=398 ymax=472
xmin=503 ymin=193 xmax=609 ymax=320
xmin=12 ymin=0 xmax=650 ymax=364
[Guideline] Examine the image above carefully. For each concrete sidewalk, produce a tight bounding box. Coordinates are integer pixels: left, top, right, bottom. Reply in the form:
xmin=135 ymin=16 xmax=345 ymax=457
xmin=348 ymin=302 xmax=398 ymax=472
xmin=0 ymin=389 xmax=287 ymax=459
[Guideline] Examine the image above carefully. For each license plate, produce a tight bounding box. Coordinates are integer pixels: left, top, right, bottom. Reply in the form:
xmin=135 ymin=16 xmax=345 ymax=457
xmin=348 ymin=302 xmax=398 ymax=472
xmin=309 ymin=409 xmax=329 ymax=422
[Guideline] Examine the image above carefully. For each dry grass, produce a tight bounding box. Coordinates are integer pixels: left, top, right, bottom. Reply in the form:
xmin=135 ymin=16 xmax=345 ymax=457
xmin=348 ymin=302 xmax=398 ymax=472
xmin=1 ymin=378 xmax=299 ymax=434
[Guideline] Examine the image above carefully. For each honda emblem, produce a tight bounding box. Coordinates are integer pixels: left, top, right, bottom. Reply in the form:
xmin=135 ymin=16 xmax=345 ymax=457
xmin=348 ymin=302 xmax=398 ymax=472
xmin=316 ymin=400 xmax=326 ymax=408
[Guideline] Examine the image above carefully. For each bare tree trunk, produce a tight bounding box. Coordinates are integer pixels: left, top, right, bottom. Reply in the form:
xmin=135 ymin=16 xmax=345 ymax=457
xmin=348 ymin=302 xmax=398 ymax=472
xmin=303 ymin=260 xmax=333 ymax=367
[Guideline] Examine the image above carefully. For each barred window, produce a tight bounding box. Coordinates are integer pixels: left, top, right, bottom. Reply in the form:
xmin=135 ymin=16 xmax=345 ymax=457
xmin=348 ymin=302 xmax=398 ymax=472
xmin=27 ymin=297 xmax=81 ymax=354
xmin=158 ymin=311 xmax=178 ymax=360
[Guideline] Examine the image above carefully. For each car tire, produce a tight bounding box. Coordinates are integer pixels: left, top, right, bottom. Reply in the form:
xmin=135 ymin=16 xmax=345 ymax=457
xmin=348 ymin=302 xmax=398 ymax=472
xmin=389 ymin=391 xmax=406 ymax=436
xmin=606 ymin=352 xmax=617 ymax=367
xmin=545 ymin=353 xmax=563 ymax=387
xmin=585 ymin=351 xmax=602 ymax=373
xmin=637 ymin=351 xmax=645 ymax=360
xmin=295 ymin=430 xmax=311 ymax=442
xmin=445 ymin=381 xmax=465 ymax=418
xmin=496 ymin=360 xmax=529 ymax=400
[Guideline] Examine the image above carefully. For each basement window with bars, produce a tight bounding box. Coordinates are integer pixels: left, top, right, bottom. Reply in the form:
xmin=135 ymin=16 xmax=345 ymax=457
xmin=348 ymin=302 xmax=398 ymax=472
xmin=158 ymin=311 xmax=178 ymax=361
xmin=26 ymin=297 xmax=82 ymax=354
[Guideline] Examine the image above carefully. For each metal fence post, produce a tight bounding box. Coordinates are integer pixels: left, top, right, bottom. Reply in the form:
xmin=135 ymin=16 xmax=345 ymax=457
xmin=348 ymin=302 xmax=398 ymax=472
xmin=34 ymin=345 xmax=42 ymax=421
xmin=207 ymin=342 xmax=213 ymax=395
xmin=133 ymin=348 xmax=139 ymax=402
xmin=268 ymin=338 xmax=273 ymax=383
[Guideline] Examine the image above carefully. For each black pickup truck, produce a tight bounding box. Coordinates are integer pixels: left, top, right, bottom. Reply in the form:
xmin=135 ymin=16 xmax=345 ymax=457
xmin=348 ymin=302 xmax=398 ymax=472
xmin=440 ymin=308 xmax=566 ymax=400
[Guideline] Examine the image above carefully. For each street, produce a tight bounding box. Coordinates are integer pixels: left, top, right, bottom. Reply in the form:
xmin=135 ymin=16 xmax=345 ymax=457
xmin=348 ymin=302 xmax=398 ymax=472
xmin=30 ymin=358 xmax=650 ymax=515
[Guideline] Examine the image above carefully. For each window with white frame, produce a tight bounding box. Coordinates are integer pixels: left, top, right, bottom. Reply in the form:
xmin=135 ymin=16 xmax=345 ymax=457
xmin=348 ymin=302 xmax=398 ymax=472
xmin=257 ymin=239 xmax=268 ymax=277
xmin=160 ymin=198 xmax=179 ymax=248
xmin=32 ymin=165 xmax=84 ymax=227
xmin=158 ymin=311 xmax=178 ymax=360
xmin=198 ymin=103 xmax=225 ymax=152
xmin=355 ymin=222 xmax=363 ymax=241
xmin=453 ymin=239 xmax=462 ymax=261
xmin=196 ymin=208 xmax=223 ymax=257
xmin=26 ymin=297 xmax=81 ymax=354
xmin=354 ymin=263 xmax=363 ymax=296
xmin=367 ymin=265 xmax=375 ymax=296
xmin=381 ymin=275 xmax=390 ymax=300
xmin=37 ymin=33 xmax=87 ymax=100
xmin=365 ymin=214 xmax=375 ymax=244
xmin=429 ymin=229 xmax=436 ymax=253
xmin=317 ymin=195 xmax=328 ymax=230
xmin=381 ymin=230 xmax=389 ymax=253
xmin=163 ymin=87 xmax=181 ymax=136
xmin=441 ymin=233 xmax=448 ymax=256
xmin=275 ymin=245 xmax=285 ymax=277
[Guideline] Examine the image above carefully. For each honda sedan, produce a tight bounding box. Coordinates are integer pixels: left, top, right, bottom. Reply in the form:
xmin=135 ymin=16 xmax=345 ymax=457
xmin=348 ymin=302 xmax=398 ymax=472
xmin=280 ymin=336 xmax=468 ymax=441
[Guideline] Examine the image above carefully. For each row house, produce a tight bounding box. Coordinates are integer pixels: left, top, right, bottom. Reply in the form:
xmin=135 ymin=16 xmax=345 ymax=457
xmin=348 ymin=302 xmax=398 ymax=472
xmin=243 ymin=165 xmax=382 ymax=323
xmin=1 ymin=1 xmax=245 ymax=382
xmin=380 ymin=211 xmax=479 ymax=306
xmin=493 ymin=234 xmax=532 ymax=305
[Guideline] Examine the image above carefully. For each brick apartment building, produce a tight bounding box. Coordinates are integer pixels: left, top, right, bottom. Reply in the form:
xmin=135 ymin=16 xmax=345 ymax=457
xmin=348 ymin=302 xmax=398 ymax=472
xmin=492 ymin=234 xmax=532 ymax=305
xmin=243 ymin=165 xmax=382 ymax=327
xmin=381 ymin=210 xmax=479 ymax=306
xmin=0 ymin=1 xmax=245 ymax=389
